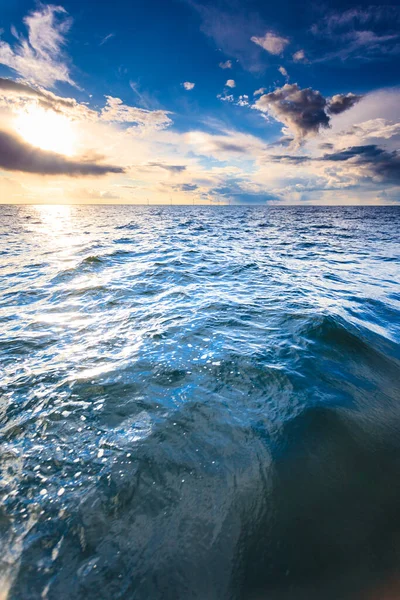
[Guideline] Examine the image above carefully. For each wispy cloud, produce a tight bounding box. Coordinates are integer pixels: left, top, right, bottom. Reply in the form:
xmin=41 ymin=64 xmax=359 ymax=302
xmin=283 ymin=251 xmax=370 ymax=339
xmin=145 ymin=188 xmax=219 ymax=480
xmin=184 ymin=0 xmax=268 ymax=72
xmin=219 ymin=60 xmax=232 ymax=69
xmin=0 ymin=5 xmax=74 ymax=88
xmin=99 ymin=32 xmax=115 ymax=46
xmin=146 ymin=162 xmax=187 ymax=173
xmin=100 ymin=96 xmax=173 ymax=132
xmin=311 ymin=6 xmax=400 ymax=62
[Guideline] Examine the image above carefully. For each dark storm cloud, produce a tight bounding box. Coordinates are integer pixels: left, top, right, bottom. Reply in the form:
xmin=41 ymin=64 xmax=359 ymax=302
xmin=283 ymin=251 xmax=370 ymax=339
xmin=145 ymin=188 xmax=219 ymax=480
xmin=327 ymin=93 xmax=363 ymax=115
xmin=254 ymin=84 xmax=362 ymax=140
xmin=147 ymin=162 xmax=187 ymax=173
xmin=254 ymin=84 xmax=329 ymax=139
xmin=0 ymin=129 xmax=124 ymax=176
xmin=322 ymin=145 xmax=400 ymax=183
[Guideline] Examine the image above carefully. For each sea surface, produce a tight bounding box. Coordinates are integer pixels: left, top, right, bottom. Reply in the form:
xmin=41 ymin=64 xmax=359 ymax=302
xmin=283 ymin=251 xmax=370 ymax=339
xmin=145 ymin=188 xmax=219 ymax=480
xmin=0 ymin=204 xmax=400 ymax=600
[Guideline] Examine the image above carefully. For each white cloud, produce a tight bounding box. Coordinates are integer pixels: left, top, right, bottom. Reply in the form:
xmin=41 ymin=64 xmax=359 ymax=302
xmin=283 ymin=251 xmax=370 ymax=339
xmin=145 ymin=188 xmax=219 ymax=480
xmin=99 ymin=33 xmax=115 ymax=46
xmin=0 ymin=5 xmax=74 ymax=88
xmin=253 ymin=88 xmax=266 ymax=96
xmin=100 ymin=96 xmax=173 ymax=133
xmin=225 ymin=79 xmax=236 ymax=88
xmin=237 ymin=95 xmax=249 ymax=106
xmin=217 ymin=93 xmax=234 ymax=103
xmin=251 ymin=32 xmax=289 ymax=55
xmin=219 ymin=60 xmax=232 ymax=69
xmin=182 ymin=81 xmax=195 ymax=91
xmin=317 ymin=88 xmax=400 ymax=152
xmin=184 ymin=129 xmax=266 ymax=158
xmin=278 ymin=66 xmax=288 ymax=78
xmin=292 ymin=49 xmax=306 ymax=62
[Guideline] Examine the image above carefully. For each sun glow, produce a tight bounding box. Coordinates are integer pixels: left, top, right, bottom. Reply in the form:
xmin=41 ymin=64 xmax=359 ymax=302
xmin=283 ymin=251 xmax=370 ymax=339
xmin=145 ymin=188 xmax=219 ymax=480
xmin=15 ymin=105 xmax=77 ymax=156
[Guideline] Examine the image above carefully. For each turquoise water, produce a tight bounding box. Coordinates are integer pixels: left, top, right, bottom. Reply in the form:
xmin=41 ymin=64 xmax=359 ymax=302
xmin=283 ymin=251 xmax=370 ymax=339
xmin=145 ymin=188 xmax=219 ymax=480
xmin=1 ymin=205 xmax=400 ymax=599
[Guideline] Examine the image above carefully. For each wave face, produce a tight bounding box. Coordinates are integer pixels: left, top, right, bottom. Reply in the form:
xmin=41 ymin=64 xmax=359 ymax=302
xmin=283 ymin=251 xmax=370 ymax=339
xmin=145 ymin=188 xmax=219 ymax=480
xmin=1 ymin=204 xmax=400 ymax=600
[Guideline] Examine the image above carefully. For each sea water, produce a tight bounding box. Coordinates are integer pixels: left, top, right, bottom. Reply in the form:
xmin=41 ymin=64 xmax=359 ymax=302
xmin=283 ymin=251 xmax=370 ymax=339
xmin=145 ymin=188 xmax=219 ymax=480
xmin=1 ymin=204 xmax=400 ymax=599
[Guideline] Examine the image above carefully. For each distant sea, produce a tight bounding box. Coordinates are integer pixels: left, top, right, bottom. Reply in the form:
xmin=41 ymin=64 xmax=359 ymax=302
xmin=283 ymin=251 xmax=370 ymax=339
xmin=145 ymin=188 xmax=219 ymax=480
xmin=1 ymin=204 xmax=400 ymax=600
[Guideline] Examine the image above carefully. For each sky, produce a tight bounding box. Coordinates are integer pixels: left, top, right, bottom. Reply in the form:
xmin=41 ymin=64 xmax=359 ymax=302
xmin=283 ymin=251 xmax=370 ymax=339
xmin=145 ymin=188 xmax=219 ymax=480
xmin=0 ymin=0 xmax=399 ymax=204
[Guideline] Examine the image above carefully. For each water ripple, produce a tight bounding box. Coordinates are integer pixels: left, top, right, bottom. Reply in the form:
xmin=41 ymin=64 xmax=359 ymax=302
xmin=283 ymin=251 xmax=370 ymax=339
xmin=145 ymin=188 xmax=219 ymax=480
xmin=0 ymin=205 xmax=400 ymax=600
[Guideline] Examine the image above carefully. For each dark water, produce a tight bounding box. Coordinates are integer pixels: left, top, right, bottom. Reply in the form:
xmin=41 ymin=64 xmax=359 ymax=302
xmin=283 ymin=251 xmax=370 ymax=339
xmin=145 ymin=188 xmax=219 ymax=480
xmin=1 ymin=204 xmax=400 ymax=600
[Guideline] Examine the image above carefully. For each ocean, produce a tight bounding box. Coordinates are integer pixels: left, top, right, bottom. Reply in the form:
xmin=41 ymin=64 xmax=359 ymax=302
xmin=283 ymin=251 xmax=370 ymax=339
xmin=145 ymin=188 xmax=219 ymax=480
xmin=1 ymin=204 xmax=400 ymax=600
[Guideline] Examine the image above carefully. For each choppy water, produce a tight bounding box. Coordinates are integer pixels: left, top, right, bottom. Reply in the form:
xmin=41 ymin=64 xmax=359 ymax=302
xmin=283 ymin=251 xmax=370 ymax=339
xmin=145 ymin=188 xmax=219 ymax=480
xmin=0 ymin=204 xmax=400 ymax=600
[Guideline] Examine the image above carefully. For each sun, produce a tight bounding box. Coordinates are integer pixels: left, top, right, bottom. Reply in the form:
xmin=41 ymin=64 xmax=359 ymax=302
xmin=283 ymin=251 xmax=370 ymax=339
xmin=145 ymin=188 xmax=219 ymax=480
xmin=15 ymin=105 xmax=77 ymax=156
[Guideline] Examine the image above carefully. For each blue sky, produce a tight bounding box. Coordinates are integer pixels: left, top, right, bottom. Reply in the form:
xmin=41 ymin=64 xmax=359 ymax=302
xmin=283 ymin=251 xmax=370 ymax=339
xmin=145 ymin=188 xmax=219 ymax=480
xmin=0 ymin=0 xmax=399 ymax=203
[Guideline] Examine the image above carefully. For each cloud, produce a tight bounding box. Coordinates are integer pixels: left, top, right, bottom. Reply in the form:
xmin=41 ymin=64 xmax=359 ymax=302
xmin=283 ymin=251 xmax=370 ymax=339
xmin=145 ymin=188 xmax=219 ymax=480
xmin=253 ymin=83 xmax=360 ymax=140
xmin=0 ymin=76 xmax=82 ymax=114
xmin=254 ymin=84 xmax=328 ymax=139
xmin=237 ymin=94 xmax=249 ymax=107
xmin=251 ymin=32 xmax=289 ymax=55
xmin=343 ymin=119 xmax=400 ymax=141
xmin=278 ymin=66 xmax=288 ymax=78
xmin=327 ymin=93 xmax=363 ymax=115
xmin=146 ymin=162 xmax=187 ymax=173
xmin=182 ymin=81 xmax=195 ymax=91
xmin=254 ymin=87 xmax=266 ymax=96
xmin=100 ymin=190 xmax=119 ymax=199
xmin=184 ymin=1 xmax=269 ymax=72
xmin=268 ymin=154 xmax=310 ymax=164
xmin=99 ymin=33 xmax=115 ymax=46
xmin=292 ymin=49 xmax=306 ymax=62
xmin=0 ymin=128 xmax=124 ymax=176
xmin=79 ymin=188 xmax=120 ymax=201
xmin=0 ymin=80 xmax=172 ymax=139
xmin=319 ymin=142 xmax=334 ymax=150
xmin=311 ymin=7 xmax=400 ymax=62
xmin=321 ymin=144 xmax=400 ymax=183
xmin=265 ymin=143 xmax=400 ymax=186
xmin=217 ymin=93 xmax=234 ymax=103
xmin=219 ymin=60 xmax=232 ymax=69
xmin=184 ymin=130 xmax=266 ymax=157
xmin=225 ymin=79 xmax=236 ymax=88
xmin=173 ymin=183 xmax=198 ymax=191
xmin=100 ymin=96 xmax=172 ymax=132
xmin=0 ymin=5 xmax=74 ymax=87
